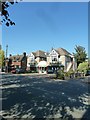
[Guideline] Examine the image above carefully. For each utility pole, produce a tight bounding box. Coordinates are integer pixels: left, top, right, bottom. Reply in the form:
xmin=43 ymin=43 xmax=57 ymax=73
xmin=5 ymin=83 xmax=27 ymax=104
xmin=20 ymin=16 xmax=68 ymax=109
xmin=5 ymin=45 xmax=8 ymax=73
xmin=6 ymin=45 xmax=8 ymax=58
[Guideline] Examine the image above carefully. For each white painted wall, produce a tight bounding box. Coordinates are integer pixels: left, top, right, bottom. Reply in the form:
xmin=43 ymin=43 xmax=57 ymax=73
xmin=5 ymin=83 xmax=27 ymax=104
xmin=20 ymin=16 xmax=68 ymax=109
xmin=27 ymin=53 xmax=35 ymax=67
xmin=49 ymin=49 xmax=59 ymax=63
xmin=27 ymin=50 xmax=77 ymax=72
xmin=59 ymin=55 xmax=65 ymax=66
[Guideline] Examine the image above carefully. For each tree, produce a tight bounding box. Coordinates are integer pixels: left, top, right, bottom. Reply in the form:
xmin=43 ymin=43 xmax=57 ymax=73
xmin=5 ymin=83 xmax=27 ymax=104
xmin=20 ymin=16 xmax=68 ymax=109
xmin=0 ymin=0 xmax=21 ymax=26
xmin=78 ymin=62 xmax=88 ymax=73
xmin=0 ymin=49 xmax=5 ymax=67
xmin=73 ymin=45 xmax=87 ymax=67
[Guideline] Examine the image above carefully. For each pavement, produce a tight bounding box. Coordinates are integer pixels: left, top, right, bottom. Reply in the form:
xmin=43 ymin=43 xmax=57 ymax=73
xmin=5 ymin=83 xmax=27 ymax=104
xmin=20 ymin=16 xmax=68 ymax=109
xmin=0 ymin=74 xmax=90 ymax=120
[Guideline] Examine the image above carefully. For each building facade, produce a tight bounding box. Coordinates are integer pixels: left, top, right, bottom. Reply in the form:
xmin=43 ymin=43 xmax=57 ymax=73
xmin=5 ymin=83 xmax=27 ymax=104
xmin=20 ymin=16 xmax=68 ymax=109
xmin=8 ymin=52 xmax=27 ymax=71
xmin=48 ymin=48 xmax=77 ymax=72
xmin=27 ymin=48 xmax=77 ymax=73
xmin=27 ymin=50 xmax=47 ymax=73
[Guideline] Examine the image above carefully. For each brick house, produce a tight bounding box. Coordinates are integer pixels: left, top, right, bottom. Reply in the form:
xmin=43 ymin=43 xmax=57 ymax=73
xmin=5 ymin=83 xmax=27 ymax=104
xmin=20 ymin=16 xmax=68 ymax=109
xmin=9 ymin=52 xmax=27 ymax=71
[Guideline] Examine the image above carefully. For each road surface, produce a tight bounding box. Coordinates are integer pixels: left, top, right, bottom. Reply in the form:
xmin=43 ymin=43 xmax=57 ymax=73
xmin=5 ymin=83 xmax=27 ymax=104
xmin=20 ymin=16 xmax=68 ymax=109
xmin=0 ymin=74 xmax=90 ymax=119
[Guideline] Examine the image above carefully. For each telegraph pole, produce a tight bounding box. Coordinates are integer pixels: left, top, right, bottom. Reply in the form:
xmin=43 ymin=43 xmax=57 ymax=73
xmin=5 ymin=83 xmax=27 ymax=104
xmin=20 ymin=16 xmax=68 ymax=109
xmin=6 ymin=45 xmax=8 ymax=58
xmin=6 ymin=45 xmax=8 ymax=72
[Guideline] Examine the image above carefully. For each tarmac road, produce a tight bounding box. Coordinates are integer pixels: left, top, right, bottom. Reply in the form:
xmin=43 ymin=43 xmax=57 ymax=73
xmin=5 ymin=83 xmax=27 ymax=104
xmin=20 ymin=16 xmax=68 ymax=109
xmin=0 ymin=74 xmax=90 ymax=120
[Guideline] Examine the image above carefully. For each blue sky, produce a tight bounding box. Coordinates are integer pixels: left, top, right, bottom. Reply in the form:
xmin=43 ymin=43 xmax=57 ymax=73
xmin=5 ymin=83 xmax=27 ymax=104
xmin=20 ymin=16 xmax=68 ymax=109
xmin=2 ymin=2 xmax=88 ymax=56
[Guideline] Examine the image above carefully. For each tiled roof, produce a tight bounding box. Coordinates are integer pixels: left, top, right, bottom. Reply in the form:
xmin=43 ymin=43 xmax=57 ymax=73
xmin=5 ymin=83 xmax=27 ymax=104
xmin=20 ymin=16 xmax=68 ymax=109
xmin=56 ymin=48 xmax=72 ymax=56
xmin=35 ymin=50 xmax=46 ymax=58
xmin=32 ymin=52 xmax=36 ymax=56
xmin=9 ymin=55 xmax=24 ymax=61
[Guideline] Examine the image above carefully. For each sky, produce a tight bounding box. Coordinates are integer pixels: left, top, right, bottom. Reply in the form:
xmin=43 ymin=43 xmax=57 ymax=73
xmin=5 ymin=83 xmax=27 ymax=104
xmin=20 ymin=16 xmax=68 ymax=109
xmin=2 ymin=2 xmax=88 ymax=56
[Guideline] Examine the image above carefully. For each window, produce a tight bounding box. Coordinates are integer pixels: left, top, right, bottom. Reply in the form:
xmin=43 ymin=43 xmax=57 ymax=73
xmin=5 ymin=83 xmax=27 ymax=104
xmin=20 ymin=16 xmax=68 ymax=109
xmin=58 ymin=55 xmax=60 ymax=58
xmin=16 ymin=65 xmax=19 ymax=69
xmin=52 ymin=58 xmax=57 ymax=61
xmin=31 ymin=58 xmax=34 ymax=62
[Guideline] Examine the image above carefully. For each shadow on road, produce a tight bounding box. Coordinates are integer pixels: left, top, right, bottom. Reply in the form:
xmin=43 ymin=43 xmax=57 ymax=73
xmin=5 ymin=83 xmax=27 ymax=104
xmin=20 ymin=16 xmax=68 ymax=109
xmin=1 ymin=75 xmax=90 ymax=120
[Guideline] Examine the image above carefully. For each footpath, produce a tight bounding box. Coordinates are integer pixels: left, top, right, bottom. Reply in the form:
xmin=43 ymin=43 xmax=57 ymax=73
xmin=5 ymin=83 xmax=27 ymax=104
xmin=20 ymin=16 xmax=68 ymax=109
xmin=0 ymin=72 xmax=56 ymax=78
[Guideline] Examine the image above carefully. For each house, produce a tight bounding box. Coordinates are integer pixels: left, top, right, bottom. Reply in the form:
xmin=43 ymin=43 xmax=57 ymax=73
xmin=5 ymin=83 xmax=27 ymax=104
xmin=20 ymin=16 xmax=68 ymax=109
xmin=9 ymin=52 xmax=27 ymax=71
xmin=27 ymin=50 xmax=47 ymax=73
xmin=47 ymin=48 xmax=77 ymax=72
xmin=27 ymin=48 xmax=77 ymax=73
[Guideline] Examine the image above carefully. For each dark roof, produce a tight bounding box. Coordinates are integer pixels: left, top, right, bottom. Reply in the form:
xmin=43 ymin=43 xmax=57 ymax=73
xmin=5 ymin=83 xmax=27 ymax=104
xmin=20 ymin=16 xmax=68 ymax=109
xmin=9 ymin=54 xmax=24 ymax=61
xmin=32 ymin=52 xmax=36 ymax=56
xmin=33 ymin=50 xmax=47 ymax=58
xmin=56 ymin=48 xmax=72 ymax=56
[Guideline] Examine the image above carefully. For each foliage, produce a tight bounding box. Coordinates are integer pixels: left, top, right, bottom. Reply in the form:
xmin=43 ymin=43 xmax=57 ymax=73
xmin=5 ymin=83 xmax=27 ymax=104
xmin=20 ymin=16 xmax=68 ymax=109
xmin=78 ymin=62 xmax=89 ymax=73
xmin=0 ymin=49 xmax=5 ymax=67
xmin=0 ymin=0 xmax=22 ymax=26
xmin=64 ymin=70 xmax=73 ymax=76
xmin=64 ymin=69 xmax=75 ymax=79
xmin=73 ymin=45 xmax=87 ymax=67
xmin=56 ymin=70 xmax=65 ymax=80
xmin=88 ymin=58 xmax=90 ymax=69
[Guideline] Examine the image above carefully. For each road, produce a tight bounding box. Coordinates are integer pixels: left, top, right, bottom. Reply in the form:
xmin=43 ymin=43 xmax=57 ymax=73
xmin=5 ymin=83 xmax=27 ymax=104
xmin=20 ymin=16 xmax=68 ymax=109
xmin=0 ymin=74 xmax=90 ymax=119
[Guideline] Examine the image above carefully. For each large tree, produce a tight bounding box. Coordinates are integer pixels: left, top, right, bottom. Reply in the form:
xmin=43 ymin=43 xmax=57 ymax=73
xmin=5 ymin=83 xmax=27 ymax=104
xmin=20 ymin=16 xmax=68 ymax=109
xmin=0 ymin=0 xmax=21 ymax=26
xmin=74 ymin=45 xmax=87 ymax=67
xmin=0 ymin=49 xmax=5 ymax=67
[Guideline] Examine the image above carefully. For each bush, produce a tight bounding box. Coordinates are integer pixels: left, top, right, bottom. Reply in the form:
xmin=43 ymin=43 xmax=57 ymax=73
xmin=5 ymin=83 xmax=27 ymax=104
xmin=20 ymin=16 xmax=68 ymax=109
xmin=64 ymin=70 xmax=75 ymax=79
xmin=78 ymin=62 xmax=88 ymax=73
xmin=56 ymin=70 xmax=65 ymax=80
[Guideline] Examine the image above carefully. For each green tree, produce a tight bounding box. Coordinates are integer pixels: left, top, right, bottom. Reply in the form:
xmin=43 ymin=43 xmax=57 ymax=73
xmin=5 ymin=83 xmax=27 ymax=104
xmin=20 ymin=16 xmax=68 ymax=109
xmin=0 ymin=49 xmax=5 ymax=67
xmin=78 ymin=62 xmax=88 ymax=73
xmin=74 ymin=45 xmax=87 ymax=67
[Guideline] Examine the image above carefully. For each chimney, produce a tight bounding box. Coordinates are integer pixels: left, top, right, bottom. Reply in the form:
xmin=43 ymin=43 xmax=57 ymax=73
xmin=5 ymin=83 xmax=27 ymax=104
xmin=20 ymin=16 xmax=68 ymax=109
xmin=9 ymin=54 xmax=12 ymax=57
xmin=23 ymin=52 xmax=26 ymax=56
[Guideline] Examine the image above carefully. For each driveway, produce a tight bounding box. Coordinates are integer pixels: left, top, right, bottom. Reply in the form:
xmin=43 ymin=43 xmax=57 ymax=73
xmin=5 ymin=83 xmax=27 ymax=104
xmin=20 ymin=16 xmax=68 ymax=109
xmin=0 ymin=74 xmax=90 ymax=119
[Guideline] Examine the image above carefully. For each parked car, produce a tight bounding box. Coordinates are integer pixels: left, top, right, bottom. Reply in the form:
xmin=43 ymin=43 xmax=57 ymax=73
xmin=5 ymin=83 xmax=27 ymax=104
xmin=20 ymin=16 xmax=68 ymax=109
xmin=85 ymin=70 xmax=90 ymax=76
xmin=16 ymin=68 xmax=25 ymax=74
xmin=11 ymin=68 xmax=16 ymax=74
xmin=47 ymin=69 xmax=54 ymax=74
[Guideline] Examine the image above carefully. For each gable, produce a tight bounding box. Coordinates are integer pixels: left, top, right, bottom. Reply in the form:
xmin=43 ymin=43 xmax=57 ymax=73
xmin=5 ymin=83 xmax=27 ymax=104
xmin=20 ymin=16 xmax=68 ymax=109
xmin=29 ymin=53 xmax=35 ymax=58
xmin=49 ymin=49 xmax=59 ymax=57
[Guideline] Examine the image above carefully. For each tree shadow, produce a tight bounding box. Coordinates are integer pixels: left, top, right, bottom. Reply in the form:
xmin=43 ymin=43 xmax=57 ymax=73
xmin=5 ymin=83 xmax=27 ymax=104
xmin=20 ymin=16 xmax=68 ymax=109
xmin=1 ymin=75 xmax=90 ymax=120
xmin=81 ymin=107 xmax=90 ymax=120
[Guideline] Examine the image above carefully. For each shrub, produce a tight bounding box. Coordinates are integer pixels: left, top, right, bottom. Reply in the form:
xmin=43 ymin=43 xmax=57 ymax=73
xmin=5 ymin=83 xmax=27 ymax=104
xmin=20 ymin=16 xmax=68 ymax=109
xmin=78 ymin=62 xmax=88 ymax=73
xmin=64 ymin=70 xmax=75 ymax=79
xmin=56 ymin=70 xmax=65 ymax=80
